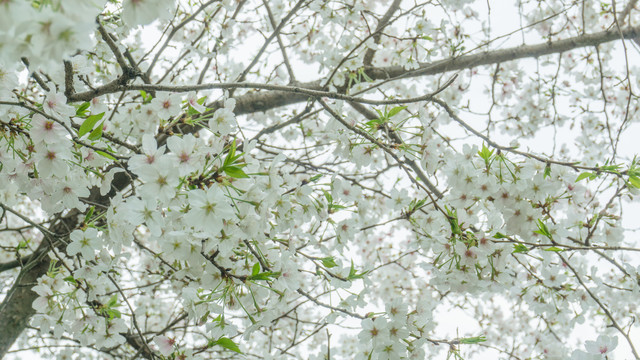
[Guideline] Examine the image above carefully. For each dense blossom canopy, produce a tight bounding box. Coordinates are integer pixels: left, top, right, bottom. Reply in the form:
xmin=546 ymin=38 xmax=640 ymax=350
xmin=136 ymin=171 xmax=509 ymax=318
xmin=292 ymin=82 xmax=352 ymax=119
xmin=0 ymin=0 xmax=640 ymax=359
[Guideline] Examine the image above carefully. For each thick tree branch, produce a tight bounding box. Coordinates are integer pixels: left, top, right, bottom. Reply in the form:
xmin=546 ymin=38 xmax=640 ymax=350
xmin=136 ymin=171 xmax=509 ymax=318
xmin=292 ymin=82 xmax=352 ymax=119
xmin=366 ymin=25 xmax=640 ymax=80
xmin=619 ymin=0 xmax=639 ymax=22
xmin=21 ymin=57 xmax=50 ymax=93
xmin=68 ymin=25 xmax=640 ymax=117
xmin=362 ymin=0 xmax=403 ymax=66
xmin=0 ymin=210 xmax=80 ymax=357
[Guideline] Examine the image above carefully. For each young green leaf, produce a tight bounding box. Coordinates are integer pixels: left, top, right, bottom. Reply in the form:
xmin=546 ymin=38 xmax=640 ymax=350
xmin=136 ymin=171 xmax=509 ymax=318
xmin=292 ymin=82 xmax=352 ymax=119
xmin=84 ymin=206 xmax=95 ymax=223
xmin=211 ymin=337 xmax=242 ymax=354
xmin=387 ymin=105 xmax=407 ymax=118
xmin=78 ymin=112 xmax=104 ymax=137
xmin=224 ymin=166 xmax=249 ymax=178
xmin=512 ymin=244 xmax=529 ymax=253
xmin=87 ymin=121 xmax=104 ymax=141
xmin=534 ymin=219 xmax=553 ymax=240
xmin=544 ymin=246 xmax=564 ymax=252
xmin=628 ymin=176 xmax=640 ymax=189
xmin=477 ymin=144 xmax=494 ymax=163
xmin=95 ymin=150 xmax=116 ymax=160
xmin=321 ymin=257 xmax=337 ymax=268
xmin=460 ymin=336 xmax=487 ymax=344
xmin=75 ymin=102 xmax=90 ymax=116
xmin=248 ymin=271 xmax=279 ymax=281
xmin=309 ymin=174 xmax=322 ymax=183
xmin=347 ymin=260 xmax=368 ymax=280
xmin=575 ymin=172 xmax=594 ymax=182
xmin=106 ymin=294 xmax=118 ymax=308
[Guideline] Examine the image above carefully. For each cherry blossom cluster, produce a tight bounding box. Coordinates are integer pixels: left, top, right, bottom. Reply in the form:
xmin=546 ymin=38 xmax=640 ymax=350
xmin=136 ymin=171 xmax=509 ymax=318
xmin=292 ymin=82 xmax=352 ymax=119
xmin=0 ymin=1 xmax=639 ymax=360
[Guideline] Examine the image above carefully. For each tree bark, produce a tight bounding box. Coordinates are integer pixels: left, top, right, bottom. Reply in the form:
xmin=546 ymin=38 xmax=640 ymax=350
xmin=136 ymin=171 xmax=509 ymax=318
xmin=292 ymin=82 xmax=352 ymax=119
xmin=0 ymin=210 xmax=80 ymax=357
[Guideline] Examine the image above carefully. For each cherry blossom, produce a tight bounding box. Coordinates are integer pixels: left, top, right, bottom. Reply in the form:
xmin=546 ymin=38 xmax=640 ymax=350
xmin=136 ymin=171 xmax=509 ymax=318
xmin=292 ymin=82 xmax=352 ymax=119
xmin=208 ymin=98 xmax=237 ymax=136
xmin=29 ymin=113 xmax=67 ymax=145
xmin=154 ymin=335 xmax=176 ymax=356
xmin=585 ymin=335 xmax=619 ymax=356
xmin=186 ymin=91 xmax=206 ymax=113
xmin=166 ymin=134 xmax=200 ymax=176
xmin=151 ymin=92 xmax=182 ymax=120
xmin=121 ymin=0 xmax=175 ymax=27
xmin=186 ymin=187 xmax=234 ymax=235
xmin=67 ymin=228 xmax=101 ymax=259
xmin=42 ymin=90 xmax=74 ymax=120
xmin=0 ymin=1 xmax=639 ymax=360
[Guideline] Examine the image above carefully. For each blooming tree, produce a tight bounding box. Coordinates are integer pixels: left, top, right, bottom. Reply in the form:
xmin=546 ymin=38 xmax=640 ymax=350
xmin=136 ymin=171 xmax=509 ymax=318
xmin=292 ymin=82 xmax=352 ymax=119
xmin=1 ymin=0 xmax=640 ymax=359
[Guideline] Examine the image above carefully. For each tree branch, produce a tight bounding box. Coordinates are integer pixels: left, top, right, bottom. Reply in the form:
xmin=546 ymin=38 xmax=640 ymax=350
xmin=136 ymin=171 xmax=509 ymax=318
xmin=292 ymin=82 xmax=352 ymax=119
xmin=362 ymin=0 xmax=403 ymax=66
xmin=0 ymin=210 xmax=80 ymax=357
xmin=67 ymin=25 xmax=640 ymax=119
xmin=365 ymin=25 xmax=640 ymax=80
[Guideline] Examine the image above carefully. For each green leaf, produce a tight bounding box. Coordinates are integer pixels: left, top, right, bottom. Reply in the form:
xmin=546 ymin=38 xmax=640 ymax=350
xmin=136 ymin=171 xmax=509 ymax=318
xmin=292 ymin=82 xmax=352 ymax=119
xmin=139 ymin=90 xmax=151 ymax=103
xmin=477 ymin=144 xmax=494 ymax=162
xmin=248 ymin=271 xmax=279 ymax=281
xmin=445 ymin=206 xmax=461 ymax=235
xmin=95 ymin=150 xmax=115 ymax=160
xmin=628 ymin=176 xmax=640 ymax=189
xmin=87 ymin=121 xmax=104 ymax=141
xmin=251 ymin=262 xmax=260 ymax=276
xmin=84 ymin=206 xmax=95 ymax=223
xmin=544 ymin=247 xmax=564 ymax=252
xmin=107 ymin=308 xmax=121 ymax=319
xmin=308 ymin=174 xmax=322 ymax=183
xmin=387 ymin=106 xmax=407 ymax=118
xmin=512 ymin=244 xmax=529 ymax=253
xmin=544 ymin=164 xmax=551 ymax=179
xmin=106 ymin=294 xmax=118 ymax=308
xmin=63 ymin=275 xmax=77 ymax=284
xmin=76 ymin=102 xmax=90 ymax=116
xmin=493 ymin=232 xmax=507 ymax=239
xmin=575 ymin=172 xmax=594 ymax=182
xmin=321 ymin=257 xmax=337 ymax=268
xmin=223 ymin=140 xmax=237 ymax=167
xmin=460 ymin=336 xmax=486 ymax=344
xmin=323 ymin=189 xmax=333 ymax=204
xmin=365 ymin=118 xmax=384 ymax=131
xmin=347 ymin=260 xmax=368 ymax=280
xmin=211 ymin=337 xmax=242 ymax=354
xmin=224 ymin=166 xmax=249 ymax=178
xmin=534 ymin=219 xmax=552 ymax=239
xmin=600 ymin=163 xmax=621 ymax=173
xmin=78 ymin=112 xmax=104 ymax=138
